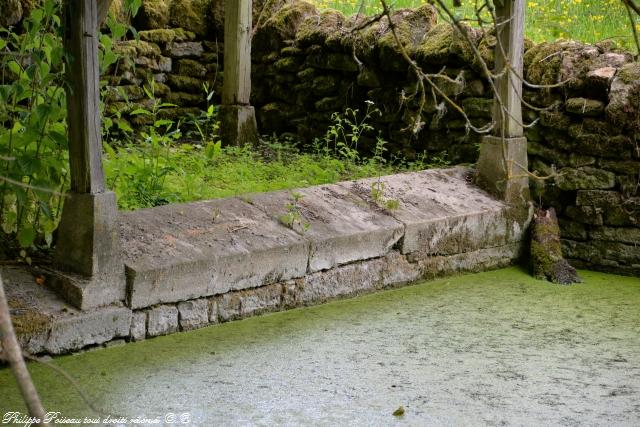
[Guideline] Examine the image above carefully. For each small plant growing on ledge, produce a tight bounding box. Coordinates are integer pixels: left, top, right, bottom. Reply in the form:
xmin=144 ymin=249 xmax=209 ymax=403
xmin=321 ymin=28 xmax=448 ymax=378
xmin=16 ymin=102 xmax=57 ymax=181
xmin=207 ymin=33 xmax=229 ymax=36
xmin=370 ymin=181 xmax=400 ymax=211
xmin=278 ymin=192 xmax=310 ymax=233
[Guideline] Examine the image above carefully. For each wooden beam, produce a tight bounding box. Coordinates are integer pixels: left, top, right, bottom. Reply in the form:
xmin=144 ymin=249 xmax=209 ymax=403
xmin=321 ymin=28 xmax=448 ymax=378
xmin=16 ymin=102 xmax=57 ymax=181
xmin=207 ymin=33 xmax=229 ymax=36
xmin=492 ymin=0 xmax=525 ymax=138
xmin=222 ymin=0 xmax=252 ymax=105
xmin=64 ymin=0 xmax=106 ymax=194
xmin=97 ymin=0 xmax=115 ymax=27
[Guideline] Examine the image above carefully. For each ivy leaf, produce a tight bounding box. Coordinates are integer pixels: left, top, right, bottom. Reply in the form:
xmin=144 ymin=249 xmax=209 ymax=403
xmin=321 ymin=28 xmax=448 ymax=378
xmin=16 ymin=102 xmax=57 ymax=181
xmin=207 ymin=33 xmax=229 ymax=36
xmin=17 ymin=227 xmax=37 ymax=248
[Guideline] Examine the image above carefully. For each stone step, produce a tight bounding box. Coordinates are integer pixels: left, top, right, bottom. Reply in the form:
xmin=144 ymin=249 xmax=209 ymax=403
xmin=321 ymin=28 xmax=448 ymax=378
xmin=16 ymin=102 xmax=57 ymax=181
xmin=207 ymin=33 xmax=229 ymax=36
xmin=2 ymin=266 xmax=131 ymax=355
xmin=120 ymin=167 xmax=530 ymax=309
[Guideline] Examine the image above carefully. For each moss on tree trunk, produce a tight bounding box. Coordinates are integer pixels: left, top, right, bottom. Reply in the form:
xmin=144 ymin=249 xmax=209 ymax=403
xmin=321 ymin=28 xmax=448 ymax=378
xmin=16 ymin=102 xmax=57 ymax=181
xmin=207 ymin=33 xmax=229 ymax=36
xmin=531 ymin=207 xmax=581 ymax=285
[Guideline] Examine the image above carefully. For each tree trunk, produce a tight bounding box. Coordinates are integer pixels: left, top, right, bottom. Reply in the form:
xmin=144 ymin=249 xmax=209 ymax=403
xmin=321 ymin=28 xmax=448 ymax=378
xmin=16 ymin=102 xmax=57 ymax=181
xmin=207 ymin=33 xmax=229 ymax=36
xmin=530 ymin=207 xmax=581 ymax=285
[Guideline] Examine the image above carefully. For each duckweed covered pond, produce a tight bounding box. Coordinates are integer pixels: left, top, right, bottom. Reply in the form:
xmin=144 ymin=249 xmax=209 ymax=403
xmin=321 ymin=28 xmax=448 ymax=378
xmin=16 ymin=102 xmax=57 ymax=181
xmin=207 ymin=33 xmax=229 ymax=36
xmin=1 ymin=267 xmax=639 ymax=426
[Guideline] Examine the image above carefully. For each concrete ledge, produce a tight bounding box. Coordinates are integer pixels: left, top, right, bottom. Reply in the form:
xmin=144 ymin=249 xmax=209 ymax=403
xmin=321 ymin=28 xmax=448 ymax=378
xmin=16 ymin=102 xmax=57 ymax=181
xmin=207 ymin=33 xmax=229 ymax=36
xmin=7 ymin=167 xmax=532 ymax=355
xmin=343 ymin=169 xmax=527 ymax=256
xmin=246 ymin=183 xmax=404 ymax=272
xmin=120 ymin=197 xmax=309 ymax=308
xmin=121 ymin=167 xmax=530 ymax=310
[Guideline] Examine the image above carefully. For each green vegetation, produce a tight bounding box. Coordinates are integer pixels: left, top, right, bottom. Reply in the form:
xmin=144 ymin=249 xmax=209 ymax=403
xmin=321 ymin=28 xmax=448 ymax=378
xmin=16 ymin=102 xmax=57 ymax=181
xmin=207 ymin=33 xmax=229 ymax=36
xmin=103 ymin=107 xmax=429 ymax=211
xmin=312 ymin=0 xmax=635 ymax=48
xmin=0 ymin=0 xmax=139 ymax=255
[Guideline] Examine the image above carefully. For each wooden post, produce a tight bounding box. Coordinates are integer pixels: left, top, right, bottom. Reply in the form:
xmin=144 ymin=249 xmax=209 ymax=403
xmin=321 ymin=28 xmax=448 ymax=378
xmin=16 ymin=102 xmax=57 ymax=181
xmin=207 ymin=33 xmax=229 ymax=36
xmin=220 ymin=0 xmax=259 ymax=145
xmin=476 ymin=0 xmax=529 ymax=204
xmin=492 ymin=0 xmax=525 ymax=138
xmin=51 ymin=0 xmax=125 ymax=309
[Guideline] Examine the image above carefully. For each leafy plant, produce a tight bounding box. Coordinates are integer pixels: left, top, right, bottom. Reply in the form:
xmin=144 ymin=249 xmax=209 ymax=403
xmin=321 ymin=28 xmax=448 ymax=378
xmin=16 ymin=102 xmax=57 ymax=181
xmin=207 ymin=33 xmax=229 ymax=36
xmin=278 ymin=192 xmax=310 ymax=233
xmin=0 ymin=0 xmax=69 ymax=255
xmin=0 ymin=0 xmax=140 ymax=256
xmin=193 ymin=83 xmax=222 ymax=160
xmin=104 ymin=79 xmax=182 ymax=209
xmin=313 ymin=100 xmax=381 ymax=163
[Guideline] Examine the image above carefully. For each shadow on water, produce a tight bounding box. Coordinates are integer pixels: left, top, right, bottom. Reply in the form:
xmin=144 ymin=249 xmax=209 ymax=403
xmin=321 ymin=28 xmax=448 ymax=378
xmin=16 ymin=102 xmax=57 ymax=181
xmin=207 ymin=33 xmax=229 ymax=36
xmin=1 ymin=267 xmax=639 ymax=425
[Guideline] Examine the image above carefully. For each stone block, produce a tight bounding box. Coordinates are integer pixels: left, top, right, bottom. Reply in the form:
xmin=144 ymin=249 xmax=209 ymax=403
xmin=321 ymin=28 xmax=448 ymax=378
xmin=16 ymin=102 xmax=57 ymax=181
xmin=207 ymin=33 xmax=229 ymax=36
xmin=558 ymin=219 xmax=588 ymax=241
xmin=314 ymin=96 xmax=343 ymax=111
xmin=312 ymin=75 xmax=340 ymax=96
xmin=296 ymin=258 xmax=387 ymax=304
xmin=415 ymin=243 xmax=522 ymax=278
xmin=342 ymin=168 xmax=528 ymax=256
xmin=121 ymin=197 xmax=309 ymax=308
xmin=561 ymin=239 xmax=601 ymax=263
xmin=166 ymin=74 xmax=202 ymax=93
xmin=305 ymin=53 xmax=359 ymax=72
xmin=51 ymin=191 xmax=126 ymax=309
xmin=357 ymin=68 xmax=381 ymax=88
xmin=134 ymin=56 xmax=172 ymax=72
xmin=539 ymin=111 xmax=571 ymax=130
xmin=556 ymin=167 xmax=616 ymax=190
xmin=590 ymin=227 xmax=640 ymax=245
xmin=45 ymin=306 xmax=132 ymax=354
xmin=208 ymin=299 xmax=219 ymax=323
xmin=238 ymin=284 xmax=283 ymax=317
xmin=380 ymin=251 xmax=420 ymax=286
xmin=176 ymin=58 xmax=207 ymax=78
xmin=461 ymin=97 xmax=493 ymax=119
xmin=576 ymin=190 xmax=622 ymax=207
xmin=166 ymin=41 xmax=204 ymax=58
xmin=139 ymin=28 xmax=196 ymax=44
xmin=147 ymin=305 xmax=179 ymax=337
xmin=565 ymin=205 xmax=604 ymax=226
xmin=130 ymin=311 xmax=147 ymax=341
xmin=215 ymin=293 xmax=242 ymax=322
xmin=177 ymin=299 xmax=209 ymax=331
xmin=248 ymin=183 xmax=403 ymax=272
xmin=565 ymin=97 xmax=605 ymax=116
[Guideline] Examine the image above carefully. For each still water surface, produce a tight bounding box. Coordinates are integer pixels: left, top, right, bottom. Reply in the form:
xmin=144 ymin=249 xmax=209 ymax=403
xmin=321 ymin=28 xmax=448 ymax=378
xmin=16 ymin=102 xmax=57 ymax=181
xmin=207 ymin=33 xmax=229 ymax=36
xmin=1 ymin=267 xmax=639 ymax=426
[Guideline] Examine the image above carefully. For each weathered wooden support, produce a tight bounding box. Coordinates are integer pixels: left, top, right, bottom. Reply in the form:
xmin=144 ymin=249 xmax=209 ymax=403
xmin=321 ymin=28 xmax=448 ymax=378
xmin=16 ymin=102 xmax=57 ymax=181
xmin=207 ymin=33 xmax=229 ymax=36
xmin=97 ymin=0 xmax=115 ymax=27
xmin=51 ymin=0 xmax=125 ymax=310
xmin=476 ymin=0 xmax=530 ymax=204
xmin=220 ymin=0 xmax=259 ymax=146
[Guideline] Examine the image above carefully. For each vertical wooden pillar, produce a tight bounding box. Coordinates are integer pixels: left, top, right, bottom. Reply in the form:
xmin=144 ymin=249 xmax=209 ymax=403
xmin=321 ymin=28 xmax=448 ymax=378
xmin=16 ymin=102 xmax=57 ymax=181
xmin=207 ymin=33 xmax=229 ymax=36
xmin=52 ymin=0 xmax=125 ymax=309
xmin=220 ymin=0 xmax=259 ymax=145
xmin=476 ymin=0 xmax=530 ymax=204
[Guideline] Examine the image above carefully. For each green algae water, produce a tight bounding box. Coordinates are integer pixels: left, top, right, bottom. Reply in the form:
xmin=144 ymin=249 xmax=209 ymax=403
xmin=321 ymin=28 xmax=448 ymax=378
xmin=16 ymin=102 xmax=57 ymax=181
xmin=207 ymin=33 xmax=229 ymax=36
xmin=1 ymin=267 xmax=639 ymax=426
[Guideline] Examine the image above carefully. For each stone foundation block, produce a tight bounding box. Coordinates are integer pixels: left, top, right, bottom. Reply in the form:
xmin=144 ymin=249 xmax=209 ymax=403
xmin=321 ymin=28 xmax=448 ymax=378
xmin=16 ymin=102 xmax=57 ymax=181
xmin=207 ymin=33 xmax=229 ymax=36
xmin=45 ymin=306 xmax=132 ymax=354
xmin=147 ymin=305 xmax=179 ymax=337
xmin=178 ymin=299 xmax=210 ymax=331
xmin=130 ymin=311 xmax=147 ymax=341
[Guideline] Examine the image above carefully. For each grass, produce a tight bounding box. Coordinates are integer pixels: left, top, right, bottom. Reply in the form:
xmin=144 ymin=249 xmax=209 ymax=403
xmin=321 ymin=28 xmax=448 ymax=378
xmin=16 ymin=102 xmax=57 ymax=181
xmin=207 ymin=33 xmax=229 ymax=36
xmin=103 ymin=136 xmax=434 ymax=211
xmin=311 ymin=0 xmax=637 ymax=49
